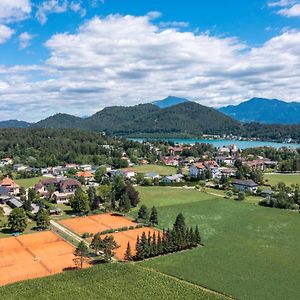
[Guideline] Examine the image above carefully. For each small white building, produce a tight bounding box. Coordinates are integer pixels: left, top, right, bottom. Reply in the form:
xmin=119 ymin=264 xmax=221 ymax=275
xmin=161 ymin=174 xmax=184 ymax=184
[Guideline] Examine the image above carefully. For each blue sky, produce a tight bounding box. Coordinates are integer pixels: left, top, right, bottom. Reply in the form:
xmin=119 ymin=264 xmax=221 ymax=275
xmin=1 ymin=0 xmax=300 ymax=121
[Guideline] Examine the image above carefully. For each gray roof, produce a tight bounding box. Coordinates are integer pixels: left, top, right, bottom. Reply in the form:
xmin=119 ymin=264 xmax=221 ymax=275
xmin=0 ymin=186 xmax=10 ymax=196
xmin=233 ymin=179 xmax=258 ymax=187
xmin=165 ymin=174 xmax=184 ymax=180
xmin=7 ymin=198 xmax=23 ymax=208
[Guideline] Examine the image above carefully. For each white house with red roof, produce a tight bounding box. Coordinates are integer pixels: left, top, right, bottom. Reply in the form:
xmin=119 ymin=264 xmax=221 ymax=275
xmin=0 ymin=177 xmax=20 ymax=195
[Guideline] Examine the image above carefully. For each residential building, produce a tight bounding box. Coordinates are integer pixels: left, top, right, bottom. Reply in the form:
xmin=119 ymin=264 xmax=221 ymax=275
xmin=161 ymin=174 xmax=184 ymax=184
xmin=232 ymin=179 xmax=258 ymax=193
xmin=189 ymin=163 xmax=206 ymax=178
xmin=0 ymin=177 xmax=20 ymax=195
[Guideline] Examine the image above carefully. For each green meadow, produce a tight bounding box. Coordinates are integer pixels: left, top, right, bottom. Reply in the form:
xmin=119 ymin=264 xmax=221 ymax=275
xmin=121 ymin=164 xmax=176 ymax=175
xmin=264 ymin=173 xmax=300 ymax=186
xmin=136 ymin=187 xmax=300 ymax=300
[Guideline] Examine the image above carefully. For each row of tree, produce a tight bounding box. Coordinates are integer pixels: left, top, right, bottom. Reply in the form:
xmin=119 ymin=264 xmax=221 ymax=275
xmin=125 ymin=213 xmax=201 ymax=261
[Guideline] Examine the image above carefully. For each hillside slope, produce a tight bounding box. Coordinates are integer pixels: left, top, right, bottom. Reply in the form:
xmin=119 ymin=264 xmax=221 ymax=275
xmin=33 ymin=102 xmax=241 ymax=136
xmin=219 ymin=98 xmax=300 ymax=124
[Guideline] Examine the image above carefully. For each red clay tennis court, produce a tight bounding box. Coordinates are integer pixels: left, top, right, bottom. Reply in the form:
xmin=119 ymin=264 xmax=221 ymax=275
xmin=101 ymin=227 xmax=161 ymax=260
xmin=0 ymin=231 xmax=77 ymax=286
xmin=60 ymin=213 xmax=137 ymax=236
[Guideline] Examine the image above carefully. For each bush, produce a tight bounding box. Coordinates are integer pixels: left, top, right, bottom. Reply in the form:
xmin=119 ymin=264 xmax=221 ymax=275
xmin=237 ymin=192 xmax=246 ymax=201
xmin=82 ymin=232 xmax=93 ymax=238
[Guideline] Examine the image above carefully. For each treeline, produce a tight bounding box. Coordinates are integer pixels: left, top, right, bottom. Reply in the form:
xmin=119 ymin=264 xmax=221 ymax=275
xmin=125 ymin=213 xmax=201 ymax=261
xmin=0 ymin=128 xmax=153 ymax=168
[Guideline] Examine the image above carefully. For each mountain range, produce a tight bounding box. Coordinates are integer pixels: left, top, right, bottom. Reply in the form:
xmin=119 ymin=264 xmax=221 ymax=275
xmin=219 ymin=98 xmax=300 ymax=124
xmin=31 ymin=99 xmax=240 ymax=136
xmin=0 ymin=97 xmax=300 ymax=142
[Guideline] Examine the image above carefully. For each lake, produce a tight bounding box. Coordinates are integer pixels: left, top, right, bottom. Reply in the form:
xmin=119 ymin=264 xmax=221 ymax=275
xmin=130 ymin=138 xmax=300 ymax=149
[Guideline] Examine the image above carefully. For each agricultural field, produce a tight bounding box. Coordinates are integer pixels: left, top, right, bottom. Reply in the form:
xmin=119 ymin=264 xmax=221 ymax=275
xmin=120 ymin=164 xmax=176 ymax=175
xmin=15 ymin=176 xmax=44 ymax=189
xmin=0 ymin=231 xmax=78 ymax=286
xmin=0 ymin=263 xmax=226 ymax=300
xmin=264 ymin=173 xmax=300 ymax=186
xmin=137 ymin=188 xmax=300 ymax=300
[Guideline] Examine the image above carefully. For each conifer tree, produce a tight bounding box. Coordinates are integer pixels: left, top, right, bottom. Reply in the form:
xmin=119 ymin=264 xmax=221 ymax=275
xmin=124 ymin=242 xmax=133 ymax=261
xmin=151 ymin=232 xmax=157 ymax=256
xmin=195 ymin=225 xmax=201 ymax=245
xmin=157 ymin=232 xmax=163 ymax=255
xmin=147 ymin=231 xmax=152 ymax=257
xmin=137 ymin=205 xmax=148 ymax=222
xmin=149 ymin=206 xmax=158 ymax=226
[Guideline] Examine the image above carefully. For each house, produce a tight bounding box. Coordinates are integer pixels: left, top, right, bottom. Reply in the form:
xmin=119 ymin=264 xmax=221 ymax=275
xmin=13 ymin=164 xmax=28 ymax=172
xmin=65 ymin=164 xmax=79 ymax=170
xmin=121 ymin=170 xmax=136 ymax=179
xmin=0 ymin=177 xmax=20 ymax=195
xmin=0 ymin=157 xmax=13 ymax=166
xmin=34 ymin=177 xmax=81 ymax=200
xmin=161 ymin=174 xmax=184 ymax=184
xmin=52 ymin=191 xmax=74 ymax=203
xmin=219 ymin=167 xmax=236 ymax=177
xmin=215 ymin=156 xmax=233 ymax=166
xmin=261 ymin=190 xmax=275 ymax=198
xmin=232 ymin=179 xmax=258 ymax=193
xmin=160 ymin=156 xmax=179 ymax=166
xmin=76 ymin=171 xmax=94 ymax=183
xmin=189 ymin=163 xmax=206 ymax=178
xmin=144 ymin=173 xmax=160 ymax=180
xmin=80 ymin=164 xmax=92 ymax=171
xmin=204 ymin=160 xmax=221 ymax=179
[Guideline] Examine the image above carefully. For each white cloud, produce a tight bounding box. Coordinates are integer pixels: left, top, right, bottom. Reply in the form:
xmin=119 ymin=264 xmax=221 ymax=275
xmin=269 ymin=0 xmax=300 ymax=17
xmin=36 ymin=0 xmax=88 ymax=24
xmin=0 ymin=25 xmax=15 ymax=44
xmin=278 ymin=3 xmax=300 ymax=16
xmin=18 ymin=32 xmax=34 ymax=49
xmin=1 ymin=14 xmax=300 ymax=121
xmin=0 ymin=0 xmax=31 ymax=23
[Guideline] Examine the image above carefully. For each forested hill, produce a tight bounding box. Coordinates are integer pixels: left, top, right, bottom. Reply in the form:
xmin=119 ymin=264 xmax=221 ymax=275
xmin=0 ymin=120 xmax=31 ymax=128
xmin=219 ymin=98 xmax=300 ymax=124
xmin=0 ymin=128 xmax=151 ymax=168
xmin=32 ymin=102 xmax=241 ymax=136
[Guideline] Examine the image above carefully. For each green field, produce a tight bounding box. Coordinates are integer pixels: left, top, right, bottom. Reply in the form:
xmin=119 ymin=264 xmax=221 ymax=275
xmin=121 ymin=164 xmax=176 ymax=175
xmin=264 ymin=173 xmax=300 ymax=186
xmin=134 ymin=186 xmax=215 ymax=209
xmin=15 ymin=176 xmax=44 ymax=189
xmin=136 ymin=187 xmax=300 ymax=300
xmin=0 ymin=263 xmax=225 ymax=300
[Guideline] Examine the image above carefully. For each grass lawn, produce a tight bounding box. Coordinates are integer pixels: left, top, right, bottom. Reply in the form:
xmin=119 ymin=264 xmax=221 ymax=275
xmin=134 ymin=186 xmax=215 ymax=209
xmin=0 ymin=263 xmax=226 ymax=300
xmin=15 ymin=176 xmax=44 ymax=189
xmin=121 ymin=164 xmax=177 ymax=175
xmin=264 ymin=173 xmax=300 ymax=186
xmin=140 ymin=195 xmax=300 ymax=300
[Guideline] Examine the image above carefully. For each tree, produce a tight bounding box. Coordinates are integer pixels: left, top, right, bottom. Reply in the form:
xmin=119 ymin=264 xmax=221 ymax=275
xmin=237 ymin=192 xmax=246 ymax=201
xmin=47 ymin=184 xmax=56 ymax=199
xmin=125 ymin=182 xmax=140 ymax=207
xmin=137 ymin=205 xmax=148 ymax=222
xmin=73 ymin=241 xmax=89 ymax=269
xmin=35 ymin=209 xmax=50 ymax=229
xmin=100 ymin=235 xmax=119 ymax=262
xmin=226 ymin=190 xmax=233 ymax=199
xmin=90 ymin=233 xmax=102 ymax=255
xmin=8 ymin=208 xmax=27 ymax=232
xmin=124 ymin=242 xmax=133 ymax=261
xmin=94 ymin=166 xmax=106 ymax=183
xmin=70 ymin=189 xmax=90 ymax=213
xmin=194 ymin=225 xmax=201 ymax=245
xmin=112 ymin=175 xmax=126 ymax=201
xmin=28 ymin=188 xmax=36 ymax=202
xmin=173 ymin=213 xmax=186 ymax=233
xmin=149 ymin=206 xmax=158 ymax=226
xmin=87 ymin=186 xmax=96 ymax=207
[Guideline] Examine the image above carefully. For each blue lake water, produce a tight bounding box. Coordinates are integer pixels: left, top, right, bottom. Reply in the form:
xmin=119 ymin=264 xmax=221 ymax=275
xmin=130 ymin=138 xmax=300 ymax=149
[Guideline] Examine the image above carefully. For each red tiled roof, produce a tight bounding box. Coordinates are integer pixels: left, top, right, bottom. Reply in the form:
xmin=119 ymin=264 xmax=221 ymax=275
xmin=0 ymin=177 xmax=19 ymax=188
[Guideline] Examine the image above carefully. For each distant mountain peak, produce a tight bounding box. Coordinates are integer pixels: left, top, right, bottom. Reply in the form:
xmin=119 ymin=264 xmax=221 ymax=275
xmin=152 ymin=96 xmax=190 ymax=108
xmin=219 ymin=97 xmax=300 ymax=124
